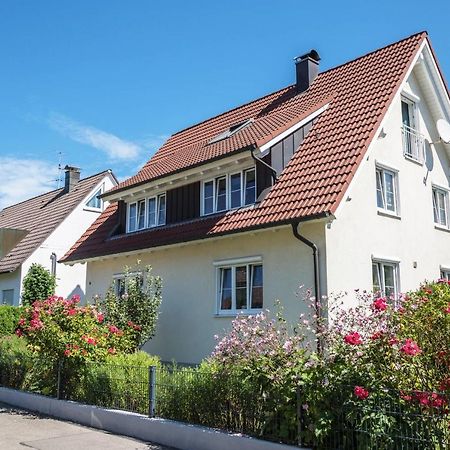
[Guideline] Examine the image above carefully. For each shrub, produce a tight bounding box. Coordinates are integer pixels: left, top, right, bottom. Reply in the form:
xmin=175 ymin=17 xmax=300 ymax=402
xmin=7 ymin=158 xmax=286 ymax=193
xmin=100 ymin=263 xmax=162 ymax=349
xmin=0 ymin=335 xmax=33 ymax=390
xmin=0 ymin=305 xmax=23 ymax=336
xmin=22 ymin=264 xmax=55 ymax=306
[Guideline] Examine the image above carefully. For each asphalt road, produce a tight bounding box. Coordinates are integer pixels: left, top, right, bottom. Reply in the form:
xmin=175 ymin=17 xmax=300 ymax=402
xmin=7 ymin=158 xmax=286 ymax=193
xmin=0 ymin=402 xmax=175 ymax=450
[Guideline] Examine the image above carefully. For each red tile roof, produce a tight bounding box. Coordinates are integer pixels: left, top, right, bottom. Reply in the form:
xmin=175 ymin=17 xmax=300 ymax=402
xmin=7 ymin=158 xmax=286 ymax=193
xmin=0 ymin=171 xmax=111 ymax=273
xmin=62 ymin=32 xmax=427 ymax=263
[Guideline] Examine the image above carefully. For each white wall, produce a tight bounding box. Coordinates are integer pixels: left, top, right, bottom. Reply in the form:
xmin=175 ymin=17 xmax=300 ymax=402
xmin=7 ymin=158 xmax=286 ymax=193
xmin=86 ymin=223 xmax=326 ymax=364
xmin=20 ymin=174 xmax=116 ymax=304
xmin=326 ymin=69 xmax=450 ymax=304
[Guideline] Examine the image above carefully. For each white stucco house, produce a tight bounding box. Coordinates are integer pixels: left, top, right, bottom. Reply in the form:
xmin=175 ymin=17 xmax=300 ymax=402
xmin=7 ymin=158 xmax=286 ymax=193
xmin=0 ymin=166 xmax=117 ymax=305
xmin=62 ymin=32 xmax=450 ymax=364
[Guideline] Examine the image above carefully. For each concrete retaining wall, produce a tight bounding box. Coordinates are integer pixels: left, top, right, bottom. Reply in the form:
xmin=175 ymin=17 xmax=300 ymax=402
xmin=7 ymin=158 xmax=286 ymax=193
xmin=0 ymin=387 xmax=307 ymax=450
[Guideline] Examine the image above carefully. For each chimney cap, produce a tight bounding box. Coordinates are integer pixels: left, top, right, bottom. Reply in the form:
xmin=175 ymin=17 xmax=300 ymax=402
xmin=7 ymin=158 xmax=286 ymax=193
xmin=294 ymin=49 xmax=321 ymax=64
xmin=64 ymin=165 xmax=81 ymax=172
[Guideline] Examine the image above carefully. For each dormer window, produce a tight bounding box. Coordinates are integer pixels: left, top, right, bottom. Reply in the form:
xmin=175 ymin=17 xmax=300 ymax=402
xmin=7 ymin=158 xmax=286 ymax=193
xmin=201 ymin=168 xmax=256 ymax=216
xmin=127 ymin=193 xmax=166 ymax=233
xmin=208 ymin=119 xmax=252 ymax=145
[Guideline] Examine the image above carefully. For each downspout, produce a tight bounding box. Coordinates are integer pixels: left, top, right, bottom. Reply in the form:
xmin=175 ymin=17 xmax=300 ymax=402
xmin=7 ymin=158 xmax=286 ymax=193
xmin=251 ymin=147 xmax=277 ymax=184
xmin=291 ymin=221 xmax=322 ymax=353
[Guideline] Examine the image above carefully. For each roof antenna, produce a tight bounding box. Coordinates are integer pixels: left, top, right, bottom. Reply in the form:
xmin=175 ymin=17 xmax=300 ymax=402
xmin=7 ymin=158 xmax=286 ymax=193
xmin=56 ymin=151 xmax=63 ymax=188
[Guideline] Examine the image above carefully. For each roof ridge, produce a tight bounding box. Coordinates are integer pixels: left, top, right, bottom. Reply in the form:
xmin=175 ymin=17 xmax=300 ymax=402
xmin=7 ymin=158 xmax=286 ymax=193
xmin=0 ymin=170 xmax=111 ymax=212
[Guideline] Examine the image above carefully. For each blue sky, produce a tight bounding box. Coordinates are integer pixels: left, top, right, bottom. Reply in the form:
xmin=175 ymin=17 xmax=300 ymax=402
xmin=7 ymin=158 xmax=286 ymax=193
xmin=1 ymin=0 xmax=449 ymax=208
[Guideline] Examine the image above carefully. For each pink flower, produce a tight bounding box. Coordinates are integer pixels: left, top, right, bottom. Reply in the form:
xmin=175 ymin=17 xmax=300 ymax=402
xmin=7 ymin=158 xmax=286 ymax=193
xmin=282 ymin=340 xmax=293 ymax=353
xmin=344 ymin=332 xmax=362 ymax=345
xmin=15 ymin=329 xmax=23 ymax=337
xmin=67 ymin=309 xmax=77 ymax=316
xmin=64 ymin=349 xmax=71 ymax=356
xmin=370 ymin=331 xmax=383 ymax=340
xmin=108 ymin=325 xmax=119 ymax=334
xmin=373 ymin=297 xmax=387 ymax=311
xmin=400 ymin=338 xmax=421 ymax=356
xmin=107 ymin=347 xmax=116 ymax=354
xmin=29 ymin=318 xmax=44 ymax=330
xmin=444 ymin=304 xmax=450 ymax=314
xmin=18 ymin=318 xmax=26 ymax=326
xmin=354 ymin=386 xmax=369 ymax=400
xmin=97 ymin=313 xmax=104 ymax=323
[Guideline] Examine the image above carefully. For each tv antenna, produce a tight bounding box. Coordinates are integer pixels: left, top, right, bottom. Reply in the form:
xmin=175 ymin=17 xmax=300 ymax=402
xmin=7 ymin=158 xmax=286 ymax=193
xmin=56 ymin=151 xmax=63 ymax=188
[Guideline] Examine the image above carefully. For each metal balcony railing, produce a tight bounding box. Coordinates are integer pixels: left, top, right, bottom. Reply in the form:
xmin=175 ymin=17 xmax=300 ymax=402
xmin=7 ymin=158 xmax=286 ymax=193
xmin=402 ymin=125 xmax=425 ymax=163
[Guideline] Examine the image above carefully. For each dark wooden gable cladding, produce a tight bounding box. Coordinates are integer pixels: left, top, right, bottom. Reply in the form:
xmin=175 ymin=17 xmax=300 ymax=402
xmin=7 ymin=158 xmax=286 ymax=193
xmin=256 ymin=154 xmax=273 ymax=197
xmin=116 ymin=200 xmax=127 ymax=234
xmin=166 ymin=181 xmax=200 ymax=224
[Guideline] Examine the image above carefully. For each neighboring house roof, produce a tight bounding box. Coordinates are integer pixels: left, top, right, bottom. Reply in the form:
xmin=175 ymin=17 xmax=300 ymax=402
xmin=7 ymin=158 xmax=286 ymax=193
xmin=0 ymin=171 xmax=111 ymax=273
xmin=62 ymin=32 xmax=429 ymax=263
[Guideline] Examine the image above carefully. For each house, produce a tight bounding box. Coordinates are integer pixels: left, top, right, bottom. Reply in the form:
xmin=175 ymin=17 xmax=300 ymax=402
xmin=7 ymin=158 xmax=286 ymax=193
xmin=0 ymin=166 xmax=117 ymax=305
xmin=61 ymin=32 xmax=450 ymax=364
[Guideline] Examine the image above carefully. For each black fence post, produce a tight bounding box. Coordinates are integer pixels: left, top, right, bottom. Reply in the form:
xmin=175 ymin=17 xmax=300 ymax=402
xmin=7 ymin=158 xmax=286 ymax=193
xmin=57 ymin=359 xmax=63 ymax=400
xmin=297 ymin=385 xmax=303 ymax=447
xmin=148 ymin=366 xmax=156 ymax=418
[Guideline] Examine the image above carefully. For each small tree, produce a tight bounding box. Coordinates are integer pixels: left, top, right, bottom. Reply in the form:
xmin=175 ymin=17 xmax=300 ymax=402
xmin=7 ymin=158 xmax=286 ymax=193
xmin=100 ymin=263 xmax=162 ymax=349
xmin=22 ymin=264 xmax=56 ymax=306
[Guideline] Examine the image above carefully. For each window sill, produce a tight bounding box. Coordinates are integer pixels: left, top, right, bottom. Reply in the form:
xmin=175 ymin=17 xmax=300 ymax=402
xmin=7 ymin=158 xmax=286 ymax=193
xmin=434 ymin=224 xmax=450 ymax=233
xmin=403 ymin=154 xmax=424 ymax=166
xmin=214 ymin=310 xmax=263 ymax=318
xmin=377 ymin=210 xmax=401 ymax=220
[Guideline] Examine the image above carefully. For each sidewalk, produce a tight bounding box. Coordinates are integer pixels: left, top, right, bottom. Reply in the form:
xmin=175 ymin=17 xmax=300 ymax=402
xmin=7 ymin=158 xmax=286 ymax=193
xmin=0 ymin=402 xmax=175 ymax=450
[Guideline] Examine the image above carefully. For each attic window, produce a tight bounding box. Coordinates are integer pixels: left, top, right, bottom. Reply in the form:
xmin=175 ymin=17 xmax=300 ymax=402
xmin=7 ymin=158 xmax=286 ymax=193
xmin=208 ymin=119 xmax=252 ymax=144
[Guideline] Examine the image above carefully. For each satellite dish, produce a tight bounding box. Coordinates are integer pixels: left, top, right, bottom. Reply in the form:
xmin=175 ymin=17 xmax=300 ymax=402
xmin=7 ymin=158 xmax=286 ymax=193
xmin=436 ymin=119 xmax=450 ymax=144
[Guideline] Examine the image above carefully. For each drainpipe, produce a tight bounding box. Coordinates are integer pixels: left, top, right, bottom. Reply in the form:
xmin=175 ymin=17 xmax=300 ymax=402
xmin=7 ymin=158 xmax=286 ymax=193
xmin=50 ymin=253 xmax=57 ymax=278
xmin=251 ymin=148 xmax=277 ymax=184
xmin=291 ymin=221 xmax=322 ymax=353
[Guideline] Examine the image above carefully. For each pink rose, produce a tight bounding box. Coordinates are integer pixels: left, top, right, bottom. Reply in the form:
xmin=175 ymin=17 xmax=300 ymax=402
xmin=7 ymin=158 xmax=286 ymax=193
xmin=354 ymin=386 xmax=369 ymax=400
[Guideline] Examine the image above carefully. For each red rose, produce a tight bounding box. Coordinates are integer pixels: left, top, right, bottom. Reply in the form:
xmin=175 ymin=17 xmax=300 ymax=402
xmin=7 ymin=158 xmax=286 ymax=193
xmin=344 ymin=332 xmax=362 ymax=345
xmin=400 ymin=338 xmax=421 ymax=356
xmin=373 ymin=297 xmax=387 ymax=311
xmin=354 ymin=386 xmax=369 ymax=400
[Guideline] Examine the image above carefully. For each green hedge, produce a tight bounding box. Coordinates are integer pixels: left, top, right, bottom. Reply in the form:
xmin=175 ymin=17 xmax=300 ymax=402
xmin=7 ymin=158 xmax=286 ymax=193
xmin=0 ymin=306 xmax=23 ymax=337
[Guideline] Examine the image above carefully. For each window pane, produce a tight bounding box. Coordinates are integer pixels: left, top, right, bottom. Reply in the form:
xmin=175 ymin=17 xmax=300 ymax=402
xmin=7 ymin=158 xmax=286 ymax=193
xmin=204 ymin=181 xmax=214 ymax=214
xmin=283 ymin=134 xmax=294 ymax=167
xmin=438 ymin=191 xmax=447 ymax=226
xmin=432 ymin=190 xmax=439 ymax=223
xmin=137 ymin=200 xmax=146 ymax=229
xmin=376 ymin=170 xmax=384 ymax=209
xmin=384 ymin=172 xmax=395 ymax=212
xmin=216 ymin=177 xmax=227 ymax=211
xmin=372 ymin=263 xmax=381 ymax=296
xmin=244 ymin=169 xmax=256 ymax=205
xmin=128 ymin=203 xmax=137 ymax=231
xmin=251 ymin=265 xmax=263 ymax=309
xmin=148 ymin=198 xmax=156 ymax=227
xmin=235 ymin=266 xmax=247 ymax=309
xmin=116 ymin=279 xmax=126 ymax=298
xmin=86 ymin=188 xmax=102 ymax=209
xmin=2 ymin=289 xmax=14 ymax=305
xmin=158 ymin=194 xmax=166 ymax=225
xmin=401 ymin=100 xmax=411 ymax=127
xmin=383 ymin=265 xmax=396 ymax=298
xmin=220 ymin=268 xmax=232 ymax=310
xmin=230 ymin=173 xmax=242 ymax=208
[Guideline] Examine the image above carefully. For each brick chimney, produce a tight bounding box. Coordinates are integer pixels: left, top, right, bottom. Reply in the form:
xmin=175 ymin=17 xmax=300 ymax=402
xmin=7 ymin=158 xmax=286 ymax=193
xmin=295 ymin=50 xmax=320 ymax=93
xmin=64 ymin=166 xmax=81 ymax=193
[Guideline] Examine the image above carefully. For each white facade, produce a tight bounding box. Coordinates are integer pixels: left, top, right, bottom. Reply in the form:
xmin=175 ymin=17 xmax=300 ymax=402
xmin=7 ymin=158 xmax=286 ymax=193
xmin=76 ymin=42 xmax=450 ymax=364
xmin=0 ymin=173 xmax=116 ymax=305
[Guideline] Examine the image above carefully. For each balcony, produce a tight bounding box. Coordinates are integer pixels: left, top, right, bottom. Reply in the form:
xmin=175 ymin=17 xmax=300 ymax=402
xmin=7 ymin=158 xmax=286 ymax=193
xmin=401 ymin=125 xmax=425 ymax=163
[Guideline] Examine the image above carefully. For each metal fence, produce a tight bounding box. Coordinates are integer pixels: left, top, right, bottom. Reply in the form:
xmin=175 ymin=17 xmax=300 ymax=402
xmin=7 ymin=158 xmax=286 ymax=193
xmin=0 ymin=356 xmax=448 ymax=449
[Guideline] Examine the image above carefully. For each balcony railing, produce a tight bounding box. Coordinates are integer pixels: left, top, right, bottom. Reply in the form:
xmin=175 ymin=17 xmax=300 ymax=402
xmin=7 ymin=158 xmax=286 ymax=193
xmin=402 ymin=124 xmax=425 ymax=163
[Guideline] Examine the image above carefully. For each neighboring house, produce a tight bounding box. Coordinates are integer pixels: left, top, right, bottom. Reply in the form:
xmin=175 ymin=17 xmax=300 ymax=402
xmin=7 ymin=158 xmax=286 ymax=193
xmin=0 ymin=166 xmax=117 ymax=305
xmin=61 ymin=32 xmax=450 ymax=364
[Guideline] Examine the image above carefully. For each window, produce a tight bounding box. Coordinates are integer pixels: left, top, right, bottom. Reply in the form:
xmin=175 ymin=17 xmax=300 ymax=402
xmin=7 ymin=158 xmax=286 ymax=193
xmin=114 ymin=273 xmax=144 ymax=298
xmin=85 ymin=187 xmax=103 ymax=210
xmin=208 ymin=119 xmax=252 ymax=144
xmin=376 ymin=167 xmax=398 ymax=214
xmin=372 ymin=261 xmax=399 ymax=299
xmin=2 ymin=289 xmax=14 ymax=305
xmin=441 ymin=269 xmax=450 ymax=281
xmin=128 ymin=193 xmax=166 ymax=232
xmin=401 ymin=97 xmax=424 ymax=162
xmin=432 ymin=187 xmax=448 ymax=227
xmin=216 ymin=258 xmax=263 ymax=314
xmin=202 ymin=168 xmax=256 ymax=215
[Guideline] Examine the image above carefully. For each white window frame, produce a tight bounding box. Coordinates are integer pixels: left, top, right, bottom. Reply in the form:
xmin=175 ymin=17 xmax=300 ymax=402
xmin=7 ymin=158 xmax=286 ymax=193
xmin=372 ymin=259 xmax=400 ymax=301
xmin=401 ymin=95 xmax=424 ymax=163
xmin=375 ymin=164 xmax=400 ymax=216
xmin=127 ymin=192 xmax=166 ymax=233
xmin=113 ymin=272 xmax=144 ymax=297
xmin=441 ymin=268 xmax=450 ymax=281
xmin=84 ymin=184 xmax=104 ymax=212
xmin=214 ymin=256 xmax=263 ymax=315
xmin=432 ymin=185 xmax=449 ymax=229
xmin=201 ymin=167 xmax=256 ymax=216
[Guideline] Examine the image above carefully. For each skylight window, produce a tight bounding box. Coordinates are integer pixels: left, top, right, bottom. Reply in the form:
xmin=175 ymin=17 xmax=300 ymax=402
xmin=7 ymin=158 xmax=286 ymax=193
xmin=208 ymin=119 xmax=253 ymax=145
